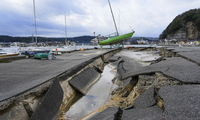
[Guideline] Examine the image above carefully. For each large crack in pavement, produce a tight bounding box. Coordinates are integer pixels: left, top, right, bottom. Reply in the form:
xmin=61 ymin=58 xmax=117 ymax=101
xmin=87 ymin=48 xmax=200 ymax=120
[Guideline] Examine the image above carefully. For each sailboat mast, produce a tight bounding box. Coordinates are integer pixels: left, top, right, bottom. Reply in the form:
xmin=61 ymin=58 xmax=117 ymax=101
xmin=65 ymin=12 xmax=67 ymax=45
xmin=33 ymin=0 xmax=37 ymax=46
xmin=108 ymin=0 xmax=119 ymax=35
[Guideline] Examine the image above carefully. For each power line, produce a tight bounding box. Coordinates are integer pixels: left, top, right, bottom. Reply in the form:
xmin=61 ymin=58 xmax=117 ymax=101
xmin=112 ymin=1 xmax=134 ymax=32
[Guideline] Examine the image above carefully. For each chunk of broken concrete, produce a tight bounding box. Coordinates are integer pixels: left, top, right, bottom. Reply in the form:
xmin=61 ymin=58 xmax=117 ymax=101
xmin=159 ymin=85 xmax=200 ymax=120
xmin=178 ymin=51 xmax=200 ymax=65
xmin=109 ymin=56 xmax=120 ymax=62
xmin=134 ymin=86 xmax=156 ymax=109
xmin=30 ymin=79 xmax=63 ymax=120
xmin=69 ymin=67 xmax=100 ymax=95
xmin=121 ymin=106 xmax=163 ymax=120
xmin=122 ymin=57 xmax=200 ymax=83
xmin=87 ymin=107 xmax=121 ymax=120
xmin=0 ymin=102 xmax=29 ymax=120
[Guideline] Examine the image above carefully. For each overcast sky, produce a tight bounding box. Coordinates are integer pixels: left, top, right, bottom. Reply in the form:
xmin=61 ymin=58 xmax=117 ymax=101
xmin=0 ymin=0 xmax=200 ymax=37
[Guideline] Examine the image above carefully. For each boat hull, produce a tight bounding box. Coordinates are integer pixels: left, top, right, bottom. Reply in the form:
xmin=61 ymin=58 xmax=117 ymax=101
xmin=99 ymin=31 xmax=134 ymax=45
xmin=52 ymin=46 xmax=75 ymax=52
xmin=0 ymin=53 xmax=19 ymax=58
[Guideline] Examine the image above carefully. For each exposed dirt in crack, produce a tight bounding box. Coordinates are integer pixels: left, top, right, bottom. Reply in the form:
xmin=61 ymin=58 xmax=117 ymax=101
xmin=93 ymin=72 xmax=183 ymax=114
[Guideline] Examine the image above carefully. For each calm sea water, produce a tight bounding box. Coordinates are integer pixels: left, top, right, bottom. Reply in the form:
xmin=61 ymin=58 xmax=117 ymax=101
xmin=1 ymin=44 xmax=156 ymax=53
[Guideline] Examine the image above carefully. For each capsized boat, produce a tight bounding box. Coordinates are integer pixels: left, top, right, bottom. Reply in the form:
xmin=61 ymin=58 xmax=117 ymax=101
xmin=99 ymin=0 xmax=135 ymax=48
xmin=99 ymin=31 xmax=134 ymax=46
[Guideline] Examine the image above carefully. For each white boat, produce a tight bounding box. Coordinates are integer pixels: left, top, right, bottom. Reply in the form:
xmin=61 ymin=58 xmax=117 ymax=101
xmin=51 ymin=13 xmax=76 ymax=53
xmin=52 ymin=46 xmax=75 ymax=52
xmin=0 ymin=49 xmax=19 ymax=58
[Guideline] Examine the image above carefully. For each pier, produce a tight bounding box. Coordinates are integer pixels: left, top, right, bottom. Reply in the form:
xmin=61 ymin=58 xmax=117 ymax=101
xmin=0 ymin=46 xmax=200 ymax=120
xmin=0 ymin=48 xmax=120 ymax=119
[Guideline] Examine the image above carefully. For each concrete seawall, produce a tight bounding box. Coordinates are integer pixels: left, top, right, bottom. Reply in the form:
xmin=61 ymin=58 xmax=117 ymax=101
xmin=85 ymin=46 xmax=200 ymax=120
xmin=0 ymin=49 xmax=120 ymax=119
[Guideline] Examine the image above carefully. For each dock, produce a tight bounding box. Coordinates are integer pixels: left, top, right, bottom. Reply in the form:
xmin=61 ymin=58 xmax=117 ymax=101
xmin=86 ymin=46 xmax=200 ymax=120
xmin=0 ymin=49 xmax=120 ymax=119
xmin=1 ymin=46 xmax=200 ymax=120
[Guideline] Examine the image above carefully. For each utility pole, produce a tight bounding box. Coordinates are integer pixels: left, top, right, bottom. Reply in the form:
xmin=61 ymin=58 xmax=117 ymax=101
xmin=65 ymin=12 xmax=68 ymax=45
xmin=33 ymin=0 xmax=37 ymax=46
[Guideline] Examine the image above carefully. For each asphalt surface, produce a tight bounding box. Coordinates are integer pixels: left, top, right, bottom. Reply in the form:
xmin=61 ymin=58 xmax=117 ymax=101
xmin=89 ymin=47 xmax=200 ymax=120
xmin=166 ymin=47 xmax=200 ymax=53
xmin=159 ymin=85 xmax=200 ymax=120
xmin=133 ymin=86 xmax=156 ymax=109
xmin=0 ymin=49 xmax=112 ymax=102
xmin=88 ymin=107 xmax=121 ymax=120
xmin=122 ymin=106 xmax=163 ymax=120
xmin=122 ymin=57 xmax=200 ymax=83
xmin=178 ymin=51 xmax=200 ymax=64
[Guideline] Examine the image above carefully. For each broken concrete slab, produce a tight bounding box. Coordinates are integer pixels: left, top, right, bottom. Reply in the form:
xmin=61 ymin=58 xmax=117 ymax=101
xmin=121 ymin=106 xmax=163 ymax=120
xmin=117 ymin=61 xmax=126 ymax=80
xmin=159 ymin=85 xmax=200 ymax=120
xmin=116 ymin=55 xmax=143 ymax=81
xmin=116 ymin=50 xmax=161 ymax=62
xmin=165 ymin=47 xmax=200 ymax=53
xmin=165 ymin=48 xmax=176 ymax=50
xmin=122 ymin=60 xmax=167 ymax=79
xmin=109 ymin=56 xmax=121 ymax=62
xmin=22 ymin=96 xmax=44 ymax=117
xmin=109 ymin=60 xmax=123 ymax=70
xmin=0 ymin=49 xmax=113 ymax=103
xmin=172 ymin=48 xmax=195 ymax=53
xmin=69 ymin=67 xmax=100 ymax=95
xmin=104 ymin=57 xmax=110 ymax=63
xmin=0 ymin=103 xmax=29 ymax=120
xmin=162 ymin=58 xmax=200 ymax=83
xmin=122 ymin=61 xmax=143 ymax=72
xmin=30 ymin=79 xmax=63 ymax=120
xmin=134 ymin=86 xmax=156 ymax=109
xmin=178 ymin=51 xmax=200 ymax=65
xmin=122 ymin=77 xmax=133 ymax=89
xmin=87 ymin=107 xmax=121 ymax=120
xmin=122 ymin=57 xmax=200 ymax=83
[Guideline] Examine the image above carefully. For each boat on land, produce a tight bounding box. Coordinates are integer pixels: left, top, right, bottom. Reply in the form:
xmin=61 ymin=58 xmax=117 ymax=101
xmin=0 ymin=49 xmax=19 ymax=58
xmin=0 ymin=53 xmax=20 ymax=58
xmin=51 ymin=13 xmax=76 ymax=54
xmin=52 ymin=46 xmax=75 ymax=53
xmin=18 ymin=0 xmax=51 ymax=59
xmin=99 ymin=0 xmax=134 ymax=48
xmin=99 ymin=32 xmax=134 ymax=46
xmin=20 ymin=48 xmax=50 ymax=56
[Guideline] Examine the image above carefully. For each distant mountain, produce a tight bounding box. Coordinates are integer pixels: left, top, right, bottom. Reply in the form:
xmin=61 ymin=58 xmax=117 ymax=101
xmin=67 ymin=36 xmax=95 ymax=44
xmin=0 ymin=35 xmax=159 ymax=44
xmin=159 ymin=8 xmax=200 ymax=40
xmin=128 ymin=37 xmax=158 ymax=41
xmin=0 ymin=35 xmax=95 ymax=44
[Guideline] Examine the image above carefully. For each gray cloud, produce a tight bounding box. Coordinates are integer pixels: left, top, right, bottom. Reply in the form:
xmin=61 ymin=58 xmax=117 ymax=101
xmin=0 ymin=0 xmax=200 ymax=37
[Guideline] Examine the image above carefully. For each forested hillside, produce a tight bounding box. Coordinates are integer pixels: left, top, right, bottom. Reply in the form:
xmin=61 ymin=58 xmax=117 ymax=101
xmin=160 ymin=8 xmax=200 ymax=40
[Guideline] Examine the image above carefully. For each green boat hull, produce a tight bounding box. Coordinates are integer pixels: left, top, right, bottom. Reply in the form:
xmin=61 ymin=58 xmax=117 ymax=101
xmin=99 ymin=31 xmax=134 ymax=45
